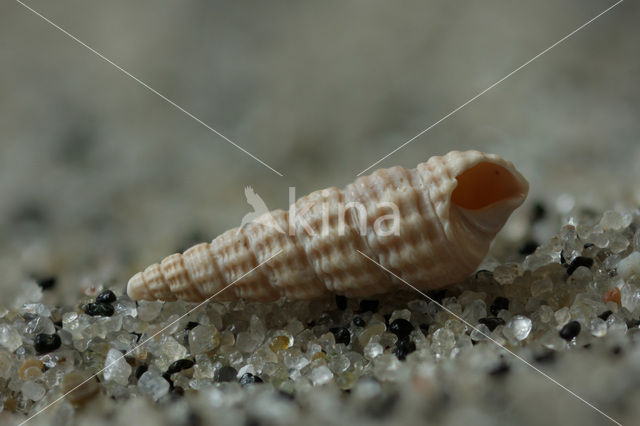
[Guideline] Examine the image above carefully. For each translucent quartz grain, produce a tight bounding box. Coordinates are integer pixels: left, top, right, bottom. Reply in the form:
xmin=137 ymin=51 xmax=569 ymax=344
xmin=138 ymin=371 xmax=170 ymax=400
xmin=103 ymin=348 xmax=131 ymax=385
xmin=192 ymin=356 xmax=216 ymax=380
xmin=21 ymin=303 xmax=50 ymax=317
xmin=407 ymin=299 xmax=429 ymax=313
xmin=252 ymin=345 xmax=278 ymax=366
xmin=219 ymin=330 xmax=235 ymax=347
xmin=431 ymin=328 xmax=455 ymax=356
xmin=531 ymin=278 xmax=553 ymax=298
xmin=328 ymin=354 xmax=350 ymax=374
xmin=600 ymin=210 xmax=631 ymax=231
xmin=103 ymin=315 xmax=123 ymax=334
xmin=0 ymin=350 xmax=13 ymax=378
xmin=358 ymin=323 xmax=386 ymax=347
xmin=589 ymin=318 xmax=607 ymax=337
xmin=609 ymin=234 xmax=629 ymax=254
xmin=621 ymin=283 xmax=640 ymax=312
xmin=189 ymin=324 xmax=220 ymax=354
xmin=446 ymin=319 xmax=467 ymax=335
xmin=156 ymin=336 xmax=188 ymax=370
xmin=442 ymin=297 xmax=463 ymax=315
xmin=364 ymin=342 xmax=384 ymax=360
xmin=606 ymin=314 xmax=628 ymax=334
xmin=470 ymin=324 xmax=491 ymax=342
xmin=458 ymin=290 xmax=485 ymax=306
xmin=63 ymin=312 xmax=89 ymax=340
xmin=0 ymin=324 xmax=22 ymax=352
xmin=373 ymin=354 xmax=401 ymax=382
xmin=568 ymin=267 xmax=592 ymax=287
xmin=462 ymin=299 xmax=487 ymax=324
xmin=235 ymin=331 xmax=262 ymax=353
xmin=137 ymin=301 xmax=163 ymax=321
xmin=554 ymin=307 xmax=571 ymax=327
xmin=317 ymin=332 xmax=336 ymax=351
xmin=378 ymin=332 xmax=398 ymax=349
xmin=536 ymin=305 xmax=555 ymax=323
xmin=25 ymin=316 xmax=55 ymax=335
xmin=21 ymin=380 xmax=45 ymax=401
xmin=310 ymin=365 xmax=333 ymax=385
xmin=617 ymin=252 xmax=640 ymax=280
xmin=113 ymin=299 xmax=137 ymax=318
xmin=285 ymin=319 xmax=304 ymax=336
xmin=493 ymin=264 xmax=519 ymax=285
xmin=502 ymin=315 xmax=532 ymax=343
xmin=283 ymin=348 xmax=310 ymax=370
xmin=389 ymin=309 xmax=412 ymax=323
xmin=110 ymin=331 xmax=137 ymax=352
xmin=590 ymin=226 xmax=610 ymax=248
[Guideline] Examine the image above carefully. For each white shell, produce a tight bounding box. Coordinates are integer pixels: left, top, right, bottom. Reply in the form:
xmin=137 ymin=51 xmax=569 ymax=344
xmin=127 ymin=150 xmax=529 ymax=302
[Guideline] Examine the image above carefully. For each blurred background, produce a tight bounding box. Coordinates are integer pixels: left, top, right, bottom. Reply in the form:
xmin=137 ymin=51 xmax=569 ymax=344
xmin=1 ymin=0 xmax=638 ymax=299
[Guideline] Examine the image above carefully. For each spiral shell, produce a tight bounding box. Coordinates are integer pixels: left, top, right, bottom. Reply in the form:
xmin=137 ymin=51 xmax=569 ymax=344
xmin=62 ymin=371 xmax=100 ymax=407
xmin=127 ymin=150 xmax=529 ymax=302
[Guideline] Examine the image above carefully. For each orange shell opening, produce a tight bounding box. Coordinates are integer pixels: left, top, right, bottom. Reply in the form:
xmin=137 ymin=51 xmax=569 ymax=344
xmin=451 ymin=162 xmax=524 ymax=210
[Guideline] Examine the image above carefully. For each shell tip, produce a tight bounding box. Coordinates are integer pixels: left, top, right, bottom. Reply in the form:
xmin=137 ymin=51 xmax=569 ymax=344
xmin=126 ymin=272 xmax=145 ymax=301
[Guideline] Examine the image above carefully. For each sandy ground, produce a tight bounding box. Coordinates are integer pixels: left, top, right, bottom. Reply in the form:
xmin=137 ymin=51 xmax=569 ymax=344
xmin=2 ymin=2 xmax=639 ymax=287
xmin=1 ymin=2 xmax=640 ymax=425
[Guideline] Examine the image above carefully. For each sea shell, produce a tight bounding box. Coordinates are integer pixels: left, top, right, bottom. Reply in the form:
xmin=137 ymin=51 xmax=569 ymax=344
xmin=61 ymin=371 xmax=100 ymax=407
xmin=18 ymin=358 xmax=44 ymax=380
xmin=127 ymin=150 xmax=529 ymax=302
